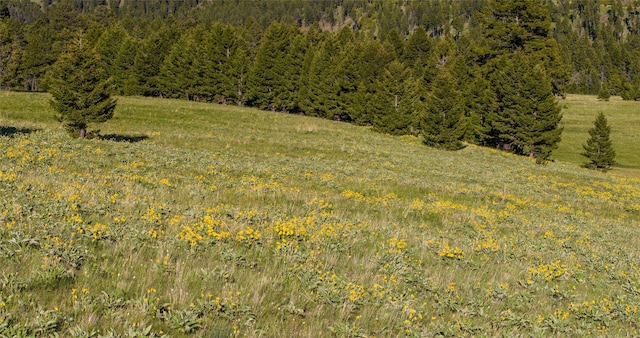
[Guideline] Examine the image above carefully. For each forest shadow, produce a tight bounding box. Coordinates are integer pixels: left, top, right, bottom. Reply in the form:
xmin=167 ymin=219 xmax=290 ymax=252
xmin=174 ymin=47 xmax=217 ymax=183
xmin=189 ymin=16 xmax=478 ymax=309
xmin=0 ymin=126 xmax=39 ymax=137
xmin=98 ymin=133 xmax=149 ymax=143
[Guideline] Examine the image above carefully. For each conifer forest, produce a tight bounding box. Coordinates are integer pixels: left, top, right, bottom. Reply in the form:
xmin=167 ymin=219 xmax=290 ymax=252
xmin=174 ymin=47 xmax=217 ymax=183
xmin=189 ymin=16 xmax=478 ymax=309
xmin=2 ymin=0 xmax=639 ymax=159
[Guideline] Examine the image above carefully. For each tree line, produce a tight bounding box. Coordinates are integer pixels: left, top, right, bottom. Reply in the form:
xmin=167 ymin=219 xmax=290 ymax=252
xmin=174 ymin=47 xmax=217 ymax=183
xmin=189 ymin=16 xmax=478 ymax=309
xmin=0 ymin=0 xmax=632 ymax=162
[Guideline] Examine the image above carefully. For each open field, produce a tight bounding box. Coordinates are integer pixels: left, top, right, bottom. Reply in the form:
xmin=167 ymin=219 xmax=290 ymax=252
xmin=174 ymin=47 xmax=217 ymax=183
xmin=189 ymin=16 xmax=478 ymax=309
xmin=1 ymin=91 xmax=640 ymax=336
xmin=555 ymin=94 xmax=640 ymax=176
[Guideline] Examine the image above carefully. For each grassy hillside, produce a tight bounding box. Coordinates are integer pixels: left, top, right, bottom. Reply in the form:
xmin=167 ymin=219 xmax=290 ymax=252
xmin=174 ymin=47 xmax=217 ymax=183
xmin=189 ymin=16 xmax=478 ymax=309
xmin=0 ymin=91 xmax=639 ymax=336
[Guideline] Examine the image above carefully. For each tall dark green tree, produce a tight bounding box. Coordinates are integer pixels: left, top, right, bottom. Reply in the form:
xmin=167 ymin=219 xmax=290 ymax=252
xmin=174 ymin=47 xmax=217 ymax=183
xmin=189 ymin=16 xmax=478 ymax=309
xmin=125 ymin=21 xmax=178 ymax=97
xmin=299 ymin=36 xmax=342 ymax=119
xmin=480 ymin=0 xmax=568 ymax=95
xmin=47 ymin=33 xmax=116 ymax=139
xmin=372 ymin=60 xmax=419 ymax=135
xmin=582 ymin=112 xmax=616 ymax=171
xmin=461 ymin=75 xmax=496 ymax=145
xmin=93 ymin=23 xmax=128 ymax=82
xmin=481 ymin=0 xmax=553 ymax=55
xmin=402 ymin=26 xmax=432 ymax=80
xmin=246 ymin=21 xmax=302 ymax=112
xmin=21 ymin=20 xmax=56 ymax=91
xmin=383 ymin=28 xmax=404 ymax=59
xmin=239 ymin=16 xmax=263 ymax=59
xmin=161 ymin=23 xmax=248 ymax=104
xmin=486 ymin=55 xmax=562 ymax=162
xmin=420 ymin=67 xmax=465 ymax=150
xmin=196 ymin=23 xmax=246 ymax=104
xmin=112 ymin=35 xmax=138 ymax=94
xmin=337 ymin=38 xmax=395 ymax=125
xmin=0 ymin=18 xmax=23 ymax=90
xmin=159 ymin=26 xmax=200 ymax=100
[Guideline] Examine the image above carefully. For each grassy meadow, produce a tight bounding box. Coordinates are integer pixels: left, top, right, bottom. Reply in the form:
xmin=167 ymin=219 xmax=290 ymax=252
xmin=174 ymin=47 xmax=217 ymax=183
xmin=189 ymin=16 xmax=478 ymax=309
xmin=554 ymin=94 xmax=640 ymax=176
xmin=0 ymin=91 xmax=640 ymax=336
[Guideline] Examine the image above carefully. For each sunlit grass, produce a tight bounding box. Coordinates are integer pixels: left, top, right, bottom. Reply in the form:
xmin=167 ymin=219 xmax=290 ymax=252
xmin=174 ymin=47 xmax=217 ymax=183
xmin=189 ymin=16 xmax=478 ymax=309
xmin=1 ymin=91 xmax=639 ymax=336
xmin=555 ymin=94 xmax=640 ymax=176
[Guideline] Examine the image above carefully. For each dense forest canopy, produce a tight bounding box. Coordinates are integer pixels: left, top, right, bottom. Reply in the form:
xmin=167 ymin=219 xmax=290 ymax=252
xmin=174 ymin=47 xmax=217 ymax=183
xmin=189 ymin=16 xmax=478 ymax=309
xmin=1 ymin=0 xmax=638 ymax=158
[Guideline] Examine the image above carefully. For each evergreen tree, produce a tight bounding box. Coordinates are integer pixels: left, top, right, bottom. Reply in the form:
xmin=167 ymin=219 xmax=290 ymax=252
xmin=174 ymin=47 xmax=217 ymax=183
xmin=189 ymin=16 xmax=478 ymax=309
xmin=299 ymin=37 xmax=343 ymax=119
xmin=622 ymin=35 xmax=640 ymax=100
xmin=481 ymin=0 xmax=553 ymax=55
xmin=597 ymin=84 xmax=611 ymax=101
xmin=286 ymin=33 xmax=310 ymax=112
xmin=461 ymin=75 xmax=496 ymax=145
xmin=402 ymin=26 xmax=431 ymax=80
xmin=420 ymin=67 xmax=465 ymax=150
xmin=372 ymin=60 xmax=419 ymax=135
xmin=159 ymin=23 xmax=246 ymax=103
xmin=112 ymin=35 xmax=138 ymax=95
xmin=486 ymin=54 xmax=562 ymax=162
xmin=425 ymin=36 xmax=457 ymax=84
xmin=448 ymin=35 xmax=495 ymax=145
xmin=582 ymin=112 xmax=616 ymax=171
xmin=47 ymin=33 xmax=116 ymax=139
xmin=239 ymin=16 xmax=263 ymax=60
xmin=159 ymin=26 xmax=200 ymax=100
xmin=383 ymin=28 xmax=404 ymax=59
xmin=126 ymin=22 xmax=178 ymax=97
xmin=196 ymin=23 xmax=243 ymax=103
xmin=22 ymin=20 xmax=56 ymax=91
xmin=480 ymin=0 xmax=568 ymax=95
xmin=337 ymin=38 xmax=395 ymax=125
xmin=0 ymin=19 xmax=23 ymax=90
xmin=246 ymin=21 xmax=302 ymax=112
xmin=227 ymin=31 xmax=251 ymax=106
xmin=93 ymin=23 xmax=128 ymax=83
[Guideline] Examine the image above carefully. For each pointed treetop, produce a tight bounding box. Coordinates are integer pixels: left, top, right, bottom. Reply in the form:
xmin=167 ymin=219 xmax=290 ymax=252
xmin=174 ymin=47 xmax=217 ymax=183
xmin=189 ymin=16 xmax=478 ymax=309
xmin=582 ymin=112 xmax=616 ymax=171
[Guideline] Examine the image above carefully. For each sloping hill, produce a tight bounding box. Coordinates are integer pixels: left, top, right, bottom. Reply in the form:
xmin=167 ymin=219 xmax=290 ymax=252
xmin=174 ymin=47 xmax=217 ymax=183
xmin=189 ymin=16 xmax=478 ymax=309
xmin=1 ymin=92 xmax=639 ymax=336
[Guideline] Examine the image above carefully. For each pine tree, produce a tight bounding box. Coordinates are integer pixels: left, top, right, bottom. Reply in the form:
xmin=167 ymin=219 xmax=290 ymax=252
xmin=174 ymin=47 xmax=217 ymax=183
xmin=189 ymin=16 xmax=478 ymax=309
xmin=486 ymin=54 xmax=562 ymax=162
xmin=337 ymin=38 xmax=395 ymax=125
xmin=196 ymin=23 xmax=244 ymax=104
xmin=0 ymin=19 xmax=23 ymax=90
xmin=461 ymin=76 xmax=496 ymax=145
xmin=246 ymin=22 xmax=302 ymax=112
xmin=373 ymin=60 xmax=419 ymax=135
xmin=126 ymin=22 xmax=177 ymax=97
xmin=159 ymin=27 xmax=199 ymax=100
xmin=47 ymin=33 xmax=116 ymax=139
xmin=299 ymin=37 xmax=341 ymax=119
xmin=239 ymin=16 xmax=263 ymax=60
xmin=383 ymin=29 xmax=404 ymax=59
xmin=22 ymin=20 xmax=56 ymax=91
xmin=160 ymin=23 xmax=244 ymax=103
xmin=597 ymin=84 xmax=611 ymax=101
xmin=480 ymin=0 xmax=568 ymax=96
xmin=582 ymin=112 xmax=616 ymax=171
xmin=402 ymin=26 xmax=431 ymax=80
xmin=113 ymin=36 xmax=138 ymax=95
xmin=159 ymin=22 xmax=244 ymax=103
xmin=481 ymin=0 xmax=553 ymax=55
xmin=420 ymin=67 xmax=465 ymax=150
xmin=93 ymin=23 xmax=128 ymax=84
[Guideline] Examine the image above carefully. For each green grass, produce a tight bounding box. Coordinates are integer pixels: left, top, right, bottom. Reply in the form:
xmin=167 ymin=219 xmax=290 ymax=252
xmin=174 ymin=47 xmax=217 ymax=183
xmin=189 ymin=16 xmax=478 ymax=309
xmin=554 ymin=94 xmax=640 ymax=176
xmin=1 ymin=91 xmax=640 ymax=336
